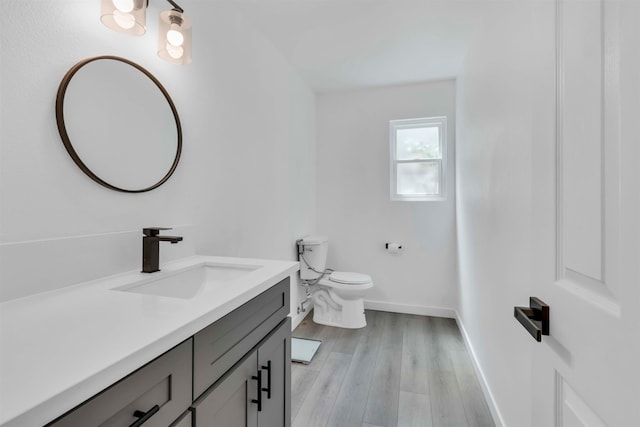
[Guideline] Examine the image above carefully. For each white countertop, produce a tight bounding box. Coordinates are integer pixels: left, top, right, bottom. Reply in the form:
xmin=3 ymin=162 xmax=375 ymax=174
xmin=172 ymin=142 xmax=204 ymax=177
xmin=0 ymin=255 xmax=298 ymax=427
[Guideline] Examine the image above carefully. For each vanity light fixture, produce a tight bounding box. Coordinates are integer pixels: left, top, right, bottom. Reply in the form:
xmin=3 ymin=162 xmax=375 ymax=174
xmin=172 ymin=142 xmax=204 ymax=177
xmin=100 ymin=0 xmax=147 ymax=35
xmin=100 ymin=0 xmax=192 ymax=64
xmin=157 ymin=5 xmax=192 ymax=64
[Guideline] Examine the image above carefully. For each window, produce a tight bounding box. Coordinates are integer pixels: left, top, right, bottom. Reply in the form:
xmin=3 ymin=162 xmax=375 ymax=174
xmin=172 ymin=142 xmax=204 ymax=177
xmin=390 ymin=117 xmax=447 ymax=201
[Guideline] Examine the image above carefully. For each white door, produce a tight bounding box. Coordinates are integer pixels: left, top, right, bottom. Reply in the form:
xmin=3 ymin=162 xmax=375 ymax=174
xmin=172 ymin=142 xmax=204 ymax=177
xmin=531 ymin=0 xmax=640 ymax=426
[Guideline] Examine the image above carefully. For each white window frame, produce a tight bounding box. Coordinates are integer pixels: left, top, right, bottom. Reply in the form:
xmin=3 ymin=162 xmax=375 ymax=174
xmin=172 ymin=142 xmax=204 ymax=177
xmin=389 ymin=116 xmax=447 ymax=202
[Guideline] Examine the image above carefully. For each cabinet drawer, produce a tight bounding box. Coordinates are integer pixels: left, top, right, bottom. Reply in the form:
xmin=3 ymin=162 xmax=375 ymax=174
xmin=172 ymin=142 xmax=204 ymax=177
xmin=48 ymin=339 xmax=192 ymax=427
xmin=193 ymin=278 xmax=290 ymax=398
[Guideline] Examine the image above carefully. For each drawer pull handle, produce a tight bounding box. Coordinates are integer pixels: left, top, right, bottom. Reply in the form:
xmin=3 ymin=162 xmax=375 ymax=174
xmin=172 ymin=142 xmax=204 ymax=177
xmin=261 ymin=361 xmax=272 ymax=399
xmin=251 ymin=374 xmax=262 ymax=412
xmin=129 ymin=405 xmax=159 ymax=427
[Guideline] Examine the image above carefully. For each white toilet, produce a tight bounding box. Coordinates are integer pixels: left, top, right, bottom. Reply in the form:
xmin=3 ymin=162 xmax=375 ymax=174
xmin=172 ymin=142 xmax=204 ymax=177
xmin=298 ymin=235 xmax=373 ymax=329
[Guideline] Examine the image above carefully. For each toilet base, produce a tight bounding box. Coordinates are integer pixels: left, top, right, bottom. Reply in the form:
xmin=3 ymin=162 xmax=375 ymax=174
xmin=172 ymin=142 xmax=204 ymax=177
xmin=311 ymin=288 xmax=367 ymax=329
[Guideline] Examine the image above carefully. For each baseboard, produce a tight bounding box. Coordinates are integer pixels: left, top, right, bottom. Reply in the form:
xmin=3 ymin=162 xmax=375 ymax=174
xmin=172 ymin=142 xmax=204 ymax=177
xmin=455 ymin=312 xmax=505 ymax=427
xmin=364 ymin=300 xmax=456 ymax=318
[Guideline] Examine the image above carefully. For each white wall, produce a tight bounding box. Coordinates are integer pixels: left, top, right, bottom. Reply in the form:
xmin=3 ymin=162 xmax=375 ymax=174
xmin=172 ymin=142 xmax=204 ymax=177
xmin=0 ymin=1 xmax=315 ymax=316
xmin=455 ymin=2 xmax=555 ymax=425
xmin=316 ymin=81 xmax=457 ymax=316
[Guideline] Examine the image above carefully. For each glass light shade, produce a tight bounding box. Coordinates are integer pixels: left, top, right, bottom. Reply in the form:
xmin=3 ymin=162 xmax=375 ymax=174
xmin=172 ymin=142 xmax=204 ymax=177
xmin=158 ymin=10 xmax=192 ymax=64
xmin=100 ymin=0 xmax=146 ymax=35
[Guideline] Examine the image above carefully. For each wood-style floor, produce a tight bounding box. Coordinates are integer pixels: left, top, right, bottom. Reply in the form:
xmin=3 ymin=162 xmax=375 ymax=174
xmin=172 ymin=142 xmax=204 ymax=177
xmin=291 ymin=310 xmax=495 ymax=427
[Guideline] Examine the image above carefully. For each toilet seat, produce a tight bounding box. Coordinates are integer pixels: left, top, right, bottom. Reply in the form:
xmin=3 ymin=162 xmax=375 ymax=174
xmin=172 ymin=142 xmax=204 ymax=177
xmin=318 ymin=271 xmax=373 ymax=292
xmin=329 ymin=271 xmax=372 ymax=285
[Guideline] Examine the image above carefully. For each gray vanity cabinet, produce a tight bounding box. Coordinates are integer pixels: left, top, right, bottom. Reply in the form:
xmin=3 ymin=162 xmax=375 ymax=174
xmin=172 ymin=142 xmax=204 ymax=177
xmin=191 ymin=317 xmax=291 ymax=427
xmin=45 ymin=277 xmax=291 ymax=427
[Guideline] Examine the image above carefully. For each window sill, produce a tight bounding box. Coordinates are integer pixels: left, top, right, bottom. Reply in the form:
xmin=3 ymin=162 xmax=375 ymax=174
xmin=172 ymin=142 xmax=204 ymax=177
xmin=390 ymin=196 xmax=447 ymax=202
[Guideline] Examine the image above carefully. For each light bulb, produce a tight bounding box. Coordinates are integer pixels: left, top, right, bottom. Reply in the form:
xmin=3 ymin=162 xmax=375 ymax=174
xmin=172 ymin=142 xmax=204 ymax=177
xmin=166 ymin=25 xmax=184 ymax=47
xmin=112 ymin=0 xmax=134 ymax=13
xmin=113 ymin=10 xmax=136 ymax=29
xmin=166 ymin=43 xmax=184 ymax=59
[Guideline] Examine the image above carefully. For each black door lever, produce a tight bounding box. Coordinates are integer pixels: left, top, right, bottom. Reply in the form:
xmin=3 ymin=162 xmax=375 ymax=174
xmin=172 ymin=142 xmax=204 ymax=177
xmin=514 ymin=297 xmax=549 ymax=342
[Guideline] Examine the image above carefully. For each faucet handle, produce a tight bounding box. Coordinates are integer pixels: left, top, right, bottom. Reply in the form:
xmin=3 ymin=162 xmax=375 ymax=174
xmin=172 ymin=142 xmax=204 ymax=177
xmin=143 ymin=227 xmax=172 ymax=237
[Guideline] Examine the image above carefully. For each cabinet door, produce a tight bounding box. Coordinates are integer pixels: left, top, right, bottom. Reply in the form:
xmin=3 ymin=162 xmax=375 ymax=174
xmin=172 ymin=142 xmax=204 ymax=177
xmin=192 ymin=350 xmax=259 ymax=427
xmin=257 ymin=318 xmax=291 ymax=427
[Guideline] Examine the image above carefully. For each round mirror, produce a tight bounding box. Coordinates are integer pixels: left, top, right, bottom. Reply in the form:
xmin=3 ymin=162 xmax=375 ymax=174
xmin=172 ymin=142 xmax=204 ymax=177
xmin=56 ymin=56 xmax=182 ymax=193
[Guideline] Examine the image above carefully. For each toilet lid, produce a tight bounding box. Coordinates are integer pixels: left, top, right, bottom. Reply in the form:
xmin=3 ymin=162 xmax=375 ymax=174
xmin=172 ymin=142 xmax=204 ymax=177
xmin=329 ymin=271 xmax=372 ymax=285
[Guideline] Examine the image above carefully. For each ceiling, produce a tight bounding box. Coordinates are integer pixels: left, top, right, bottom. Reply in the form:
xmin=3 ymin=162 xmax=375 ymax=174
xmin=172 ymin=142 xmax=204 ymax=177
xmin=234 ymin=0 xmax=483 ymax=92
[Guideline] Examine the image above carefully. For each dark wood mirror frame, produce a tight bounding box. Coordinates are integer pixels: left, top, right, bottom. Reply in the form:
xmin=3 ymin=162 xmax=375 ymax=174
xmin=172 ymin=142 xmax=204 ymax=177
xmin=55 ymin=55 xmax=182 ymax=193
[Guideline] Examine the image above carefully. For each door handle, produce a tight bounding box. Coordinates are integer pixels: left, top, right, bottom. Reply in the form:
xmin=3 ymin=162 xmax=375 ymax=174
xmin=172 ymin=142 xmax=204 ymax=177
xmin=251 ymin=372 xmax=262 ymax=412
xmin=261 ymin=361 xmax=272 ymax=399
xmin=514 ymin=297 xmax=549 ymax=342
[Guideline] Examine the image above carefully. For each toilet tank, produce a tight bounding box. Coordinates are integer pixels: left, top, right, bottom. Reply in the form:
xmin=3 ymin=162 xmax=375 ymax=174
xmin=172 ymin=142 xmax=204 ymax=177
xmin=298 ymin=235 xmax=328 ymax=281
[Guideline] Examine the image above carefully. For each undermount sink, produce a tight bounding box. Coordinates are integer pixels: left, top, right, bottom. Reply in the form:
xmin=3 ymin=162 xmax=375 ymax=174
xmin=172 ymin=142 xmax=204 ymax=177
xmin=113 ymin=262 xmax=262 ymax=299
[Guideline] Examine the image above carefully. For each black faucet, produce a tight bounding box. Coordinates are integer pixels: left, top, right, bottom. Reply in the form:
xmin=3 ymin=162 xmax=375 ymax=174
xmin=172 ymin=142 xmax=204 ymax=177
xmin=142 ymin=227 xmax=183 ymax=273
